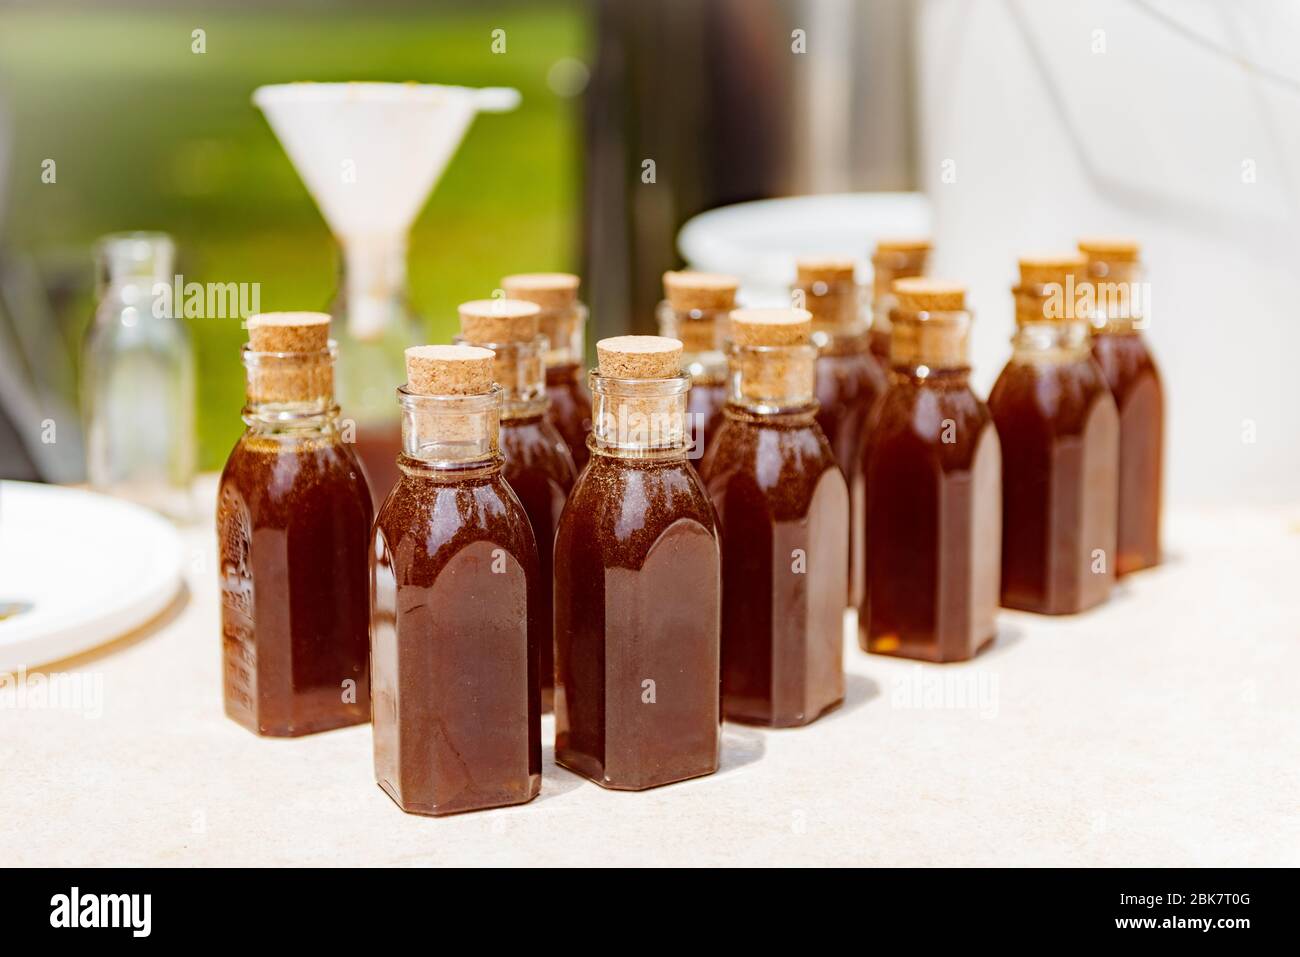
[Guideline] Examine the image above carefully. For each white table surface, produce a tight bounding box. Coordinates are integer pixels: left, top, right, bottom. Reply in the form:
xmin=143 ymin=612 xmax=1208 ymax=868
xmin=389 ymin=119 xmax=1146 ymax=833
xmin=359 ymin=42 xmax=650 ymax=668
xmin=4 ymin=479 xmax=1298 ymax=867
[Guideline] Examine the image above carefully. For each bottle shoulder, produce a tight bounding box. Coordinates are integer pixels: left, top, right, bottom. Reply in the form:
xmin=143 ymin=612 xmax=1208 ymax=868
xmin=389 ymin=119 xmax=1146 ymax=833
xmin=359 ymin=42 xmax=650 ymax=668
xmin=376 ymin=470 xmax=537 ymax=572
xmin=559 ymin=454 xmax=719 ymax=568
xmin=501 ymin=415 xmax=578 ymax=486
xmin=220 ymin=429 xmax=372 ymax=518
xmin=868 ymin=378 xmax=996 ymax=474
xmin=989 ymin=355 xmax=1115 ymax=436
xmin=702 ymin=415 xmax=839 ymax=498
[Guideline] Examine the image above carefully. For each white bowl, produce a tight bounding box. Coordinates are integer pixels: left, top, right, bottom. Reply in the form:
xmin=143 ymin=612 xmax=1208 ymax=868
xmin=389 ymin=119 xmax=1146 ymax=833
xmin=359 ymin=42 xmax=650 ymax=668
xmin=0 ymin=482 xmax=184 ymax=671
xmin=677 ymin=192 xmax=932 ymax=305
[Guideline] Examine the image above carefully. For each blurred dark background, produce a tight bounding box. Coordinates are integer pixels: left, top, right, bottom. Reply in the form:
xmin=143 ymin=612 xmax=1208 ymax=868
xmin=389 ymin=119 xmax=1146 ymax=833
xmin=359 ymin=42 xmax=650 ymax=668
xmin=0 ymin=0 xmax=914 ymax=477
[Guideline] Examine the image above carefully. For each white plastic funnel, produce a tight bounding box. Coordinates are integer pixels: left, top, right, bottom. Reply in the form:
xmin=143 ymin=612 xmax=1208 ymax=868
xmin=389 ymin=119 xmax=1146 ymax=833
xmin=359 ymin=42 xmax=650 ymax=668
xmin=253 ymin=82 xmax=520 ymax=337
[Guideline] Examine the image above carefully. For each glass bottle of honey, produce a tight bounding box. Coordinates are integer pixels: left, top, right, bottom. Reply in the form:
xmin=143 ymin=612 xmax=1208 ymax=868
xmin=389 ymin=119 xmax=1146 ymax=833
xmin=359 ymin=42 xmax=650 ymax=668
xmin=218 ymin=312 xmax=373 ymax=736
xmin=699 ymin=308 xmax=847 ymax=726
xmin=657 ymin=270 xmax=739 ymax=451
xmin=793 ymin=257 xmax=887 ymax=608
xmin=371 ymin=345 xmax=541 ymax=815
xmin=868 ymin=238 xmax=931 ymax=364
xmin=858 ymin=280 xmax=1001 ymax=662
xmin=988 ymin=255 xmax=1118 ymax=614
xmin=455 ymin=299 xmax=577 ymax=711
xmin=554 ymin=335 xmax=721 ymax=790
xmin=502 ymin=273 xmax=592 ymax=472
xmin=1079 ymin=237 xmax=1162 ymax=576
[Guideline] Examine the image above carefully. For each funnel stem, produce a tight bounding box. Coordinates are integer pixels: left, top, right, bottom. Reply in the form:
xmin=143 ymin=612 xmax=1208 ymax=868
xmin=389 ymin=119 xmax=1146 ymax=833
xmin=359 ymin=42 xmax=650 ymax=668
xmin=340 ymin=234 xmax=409 ymax=342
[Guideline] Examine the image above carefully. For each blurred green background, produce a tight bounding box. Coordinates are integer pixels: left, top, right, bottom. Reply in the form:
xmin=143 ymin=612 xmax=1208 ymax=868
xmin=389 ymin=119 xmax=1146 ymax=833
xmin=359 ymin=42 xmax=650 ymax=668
xmin=0 ymin=1 xmax=585 ymax=470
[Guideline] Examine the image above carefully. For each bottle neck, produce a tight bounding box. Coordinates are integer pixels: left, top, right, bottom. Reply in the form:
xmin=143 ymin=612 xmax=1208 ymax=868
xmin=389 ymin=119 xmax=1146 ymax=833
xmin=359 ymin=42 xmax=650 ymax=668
xmin=1084 ymin=259 xmax=1148 ymax=332
xmin=546 ymin=361 xmax=583 ymax=386
xmin=398 ymin=385 xmax=504 ymax=474
xmin=869 ymin=249 xmax=928 ymax=323
xmin=657 ymin=301 xmax=728 ymax=383
xmin=242 ymin=345 xmax=339 ymax=432
xmin=727 ymin=342 xmax=818 ymax=415
xmin=97 ymin=232 xmax=174 ymax=300
xmin=892 ymin=365 xmax=971 ymax=387
xmin=538 ymin=302 xmax=588 ymax=369
xmin=453 ymin=334 xmax=549 ymax=420
xmin=889 ymin=308 xmax=973 ymax=373
xmin=793 ymin=278 xmax=864 ymax=338
xmin=339 ymin=234 xmax=409 ymax=343
xmin=589 ymin=371 xmax=692 ymax=459
xmin=1010 ymin=320 xmax=1091 ymax=363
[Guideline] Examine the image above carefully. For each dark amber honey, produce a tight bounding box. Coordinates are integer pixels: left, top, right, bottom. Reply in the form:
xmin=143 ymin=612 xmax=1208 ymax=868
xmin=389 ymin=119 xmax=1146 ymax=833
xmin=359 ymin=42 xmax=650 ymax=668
xmin=352 ymin=420 xmax=403 ymax=511
xmin=219 ymin=431 xmax=373 ymax=736
xmin=867 ymin=239 xmax=931 ymax=366
xmin=989 ymin=351 xmax=1118 ymax=613
xmin=659 ymin=271 xmax=738 ymax=455
xmin=795 ymin=261 xmax=887 ymax=607
xmin=868 ymin=327 xmax=891 ymax=364
xmin=371 ymin=346 xmax=541 ymax=817
xmin=688 ymin=378 xmax=728 ymax=443
xmin=702 ymin=406 xmax=847 ymax=726
xmin=546 ymin=361 xmax=592 ymax=472
xmin=372 ymin=459 xmax=542 ymax=815
xmin=1079 ymin=238 xmax=1162 ymax=576
xmin=219 ymin=319 xmax=373 ymax=738
xmin=858 ymin=281 xmax=1000 ymax=663
xmin=988 ymin=257 xmax=1119 ymax=614
xmin=554 ymin=341 xmax=720 ymax=791
xmin=814 ymin=338 xmax=888 ymax=473
xmin=456 ymin=304 xmax=577 ymax=712
xmin=1092 ymin=328 xmax=1162 ymax=576
xmin=554 ymin=453 xmax=721 ymax=788
xmin=500 ymin=411 xmax=576 ymax=710
xmin=503 ymin=273 xmax=592 ymax=472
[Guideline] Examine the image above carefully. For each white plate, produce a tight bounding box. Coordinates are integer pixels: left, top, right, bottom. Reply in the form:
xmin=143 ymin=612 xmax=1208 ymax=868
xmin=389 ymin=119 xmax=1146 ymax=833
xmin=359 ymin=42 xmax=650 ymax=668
xmin=677 ymin=192 xmax=932 ymax=305
xmin=0 ymin=482 xmax=184 ymax=671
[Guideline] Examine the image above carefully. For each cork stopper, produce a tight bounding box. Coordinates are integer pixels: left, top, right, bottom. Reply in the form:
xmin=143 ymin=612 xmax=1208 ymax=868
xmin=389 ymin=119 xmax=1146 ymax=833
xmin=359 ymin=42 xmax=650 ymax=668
xmin=1078 ymin=236 xmax=1140 ymax=263
xmin=663 ymin=271 xmax=739 ymax=312
xmin=243 ymin=312 xmax=333 ymax=404
xmin=730 ymin=308 xmax=812 ymax=346
xmin=246 ymin=312 xmax=330 ymax=353
xmin=500 ymin=275 xmax=584 ymax=366
xmin=730 ymin=309 xmax=815 ymax=406
xmin=1018 ymin=253 xmax=1085 ymax=289
xmin=458 ymin=300 xmax=546 ymax=395
xmin=890 ymin=279 xmax=970 ymax=368
xmin=1014 ymin=255 xmax=1085 ymax=325
xmin=457 ymin=299 xmax=541 ymax=345
xmin=597 ymin=335 xmax=682 ymax=379
xmin=874 ymin=237 xmax=932 ymax=255
xmin=893 ymin=278 xmax=966 ymax=312
xmin=794 ymin=259 xmax=860 ymax=333
xmin=501 ymin=272 xmax=580 ymax=311
xmin=795 ymin=258 xmax=856 ymax=285
xmin=871 ymin=239 xmax=931 ymax=295
xmin=405 ymin=344 xmax=495 ymax=396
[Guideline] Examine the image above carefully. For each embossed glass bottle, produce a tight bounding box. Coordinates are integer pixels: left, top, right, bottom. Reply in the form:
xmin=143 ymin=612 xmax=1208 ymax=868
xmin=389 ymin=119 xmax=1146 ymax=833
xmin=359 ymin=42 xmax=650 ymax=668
xmin=503 ymin=273 xmax=592 ymax=471
xmin=218 ymin=313 xmax=372 ymax=736
xmin=1080 ymin=237 xmax=1162 ymax=576
xmin=794 ymin=258 xmax=886 ymax=609
xmin=553 ymin=336 xmax=721 ymax=790
xmin=700 ymin=309 xmax=847 ymax=727
xmin=371 ymin=345 xmax=541 ymax=816
xmin=84 ymin=232 xmax=196 ymax=520
xmin=867 ymin=238 xmax=931 ymax=363
xmin=989 ymin=255 xmax=1118 ymax=614
xmin=657 ymin=270 xmax=739 ymax=450
xmin=859 ymin=280 xmax=1001 ymax=663
xmin=455 ymin=299 xmax=576 ymax=711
